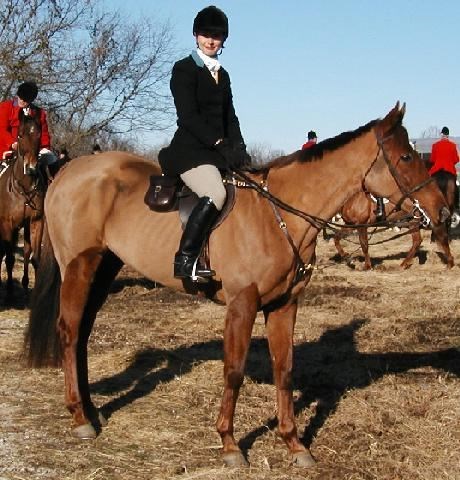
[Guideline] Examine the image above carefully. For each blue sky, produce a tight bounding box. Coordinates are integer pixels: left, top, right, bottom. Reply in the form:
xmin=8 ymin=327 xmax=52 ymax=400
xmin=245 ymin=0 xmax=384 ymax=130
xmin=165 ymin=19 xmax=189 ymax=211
xmin=105 ymin=0 xmax=459 ymax=153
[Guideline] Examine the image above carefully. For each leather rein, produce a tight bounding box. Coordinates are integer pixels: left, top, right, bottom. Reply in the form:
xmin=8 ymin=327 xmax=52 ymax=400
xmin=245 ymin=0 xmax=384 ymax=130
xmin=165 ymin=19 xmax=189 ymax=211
xmin=229 ymin=131 xmax=434 ymax=282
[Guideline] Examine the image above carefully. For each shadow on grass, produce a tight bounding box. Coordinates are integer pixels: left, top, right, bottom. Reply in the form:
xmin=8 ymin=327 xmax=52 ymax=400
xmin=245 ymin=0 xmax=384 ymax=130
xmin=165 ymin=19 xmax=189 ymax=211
xmin=91 ymin=318 xmax=459 ymax=454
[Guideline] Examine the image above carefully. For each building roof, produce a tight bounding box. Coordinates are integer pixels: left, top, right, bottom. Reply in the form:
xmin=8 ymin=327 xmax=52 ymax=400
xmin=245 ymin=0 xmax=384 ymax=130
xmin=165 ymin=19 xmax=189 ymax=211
xmin=411 ymin=136 xmax=460 ymax=154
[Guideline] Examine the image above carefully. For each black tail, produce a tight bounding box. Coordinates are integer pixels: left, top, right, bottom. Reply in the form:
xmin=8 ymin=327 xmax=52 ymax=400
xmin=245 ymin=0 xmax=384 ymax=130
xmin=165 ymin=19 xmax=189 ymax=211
xmin=23 ymin=223 xmax=62 ymax=367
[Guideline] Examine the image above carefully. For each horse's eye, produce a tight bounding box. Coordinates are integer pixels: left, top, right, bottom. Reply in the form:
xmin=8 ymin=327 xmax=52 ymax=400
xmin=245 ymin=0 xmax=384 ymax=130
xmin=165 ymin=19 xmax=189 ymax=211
xmin=401 ymin=153 xmax=411 ymax=162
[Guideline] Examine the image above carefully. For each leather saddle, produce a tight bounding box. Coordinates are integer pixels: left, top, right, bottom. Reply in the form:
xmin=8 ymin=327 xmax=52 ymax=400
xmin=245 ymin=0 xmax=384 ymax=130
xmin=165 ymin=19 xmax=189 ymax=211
xmin=144 ymin=174 xmax=236 ymax=230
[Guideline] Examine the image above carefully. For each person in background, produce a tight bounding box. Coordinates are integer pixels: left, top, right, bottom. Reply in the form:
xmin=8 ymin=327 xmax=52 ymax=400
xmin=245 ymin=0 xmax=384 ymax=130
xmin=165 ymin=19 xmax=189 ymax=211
xmin=429 ymin=126 xmax=459 ymax=176
xmin=0 ymin=81 xmax=58 ymax=174
xmin=429 ymin=126 xmax=459 ymax=208
xmin=158 ymin=5 xmax=250 ymax=281
xmin=301 ymin=130 xmax=317 ymax=150
xmin=92 ymin=143 xmax=102 ymax=154
xmin=58 ymin=147 xmax=71 ymax=167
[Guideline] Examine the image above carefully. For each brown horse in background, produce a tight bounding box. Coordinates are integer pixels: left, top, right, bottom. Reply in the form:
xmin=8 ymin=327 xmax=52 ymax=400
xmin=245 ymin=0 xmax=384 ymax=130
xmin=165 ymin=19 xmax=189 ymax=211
xmin=430 ymin=169 xmax=458 ymax=238
xmin=0 ymin=111 xmax=45 ymax=297
xmin=333 ymin=191 xmax=454 ymax=270
xmin=24 ymin=103 xmax=450 ymax=468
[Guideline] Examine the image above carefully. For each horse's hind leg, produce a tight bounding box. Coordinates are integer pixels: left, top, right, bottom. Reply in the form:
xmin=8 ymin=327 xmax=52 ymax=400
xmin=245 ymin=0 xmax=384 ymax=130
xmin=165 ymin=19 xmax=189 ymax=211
xmin=77 ymin=251 xmax=123 ymax=427
xmin=431 ymin=223 xmax=454 ymax=268
xmin=216 ymin=284 xmax=259 ymax=467
xmin=58 ymin=248 xmax=121 ymax=439
xmin=265 ymin=301 xmax=315 ymax=467
xmin=333 ymin=230 xmax=348 ymax=259
xmin=400 ymin=229 xmax=422 ymax=269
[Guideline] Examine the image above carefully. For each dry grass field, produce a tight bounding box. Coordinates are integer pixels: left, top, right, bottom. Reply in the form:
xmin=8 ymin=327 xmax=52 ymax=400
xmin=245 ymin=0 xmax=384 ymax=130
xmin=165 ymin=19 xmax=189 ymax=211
xmin=0 ymin=229 xmax=459 ymax=480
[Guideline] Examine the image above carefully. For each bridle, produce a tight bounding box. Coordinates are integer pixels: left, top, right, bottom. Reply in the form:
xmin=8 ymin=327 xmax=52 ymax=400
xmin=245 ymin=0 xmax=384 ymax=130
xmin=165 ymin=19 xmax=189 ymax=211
xmin=362 ymin=132 xmax=432 ymax=227
xmin=8 ymin=131 xmax=44 ymax=211
xmin=229 ymin=130 xmax=436 ymax=282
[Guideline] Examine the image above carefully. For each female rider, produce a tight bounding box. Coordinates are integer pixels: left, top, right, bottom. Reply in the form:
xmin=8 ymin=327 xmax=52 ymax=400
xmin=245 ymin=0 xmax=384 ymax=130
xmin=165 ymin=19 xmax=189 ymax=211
xmin=159 ymin=5 xmax=250 ymax=280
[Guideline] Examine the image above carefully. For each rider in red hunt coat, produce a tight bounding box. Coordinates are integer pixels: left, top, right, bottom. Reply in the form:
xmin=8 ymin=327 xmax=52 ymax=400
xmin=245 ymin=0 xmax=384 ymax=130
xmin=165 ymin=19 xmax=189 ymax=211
xmin=301 ymin=130 xmax=317 ymax=150
xmin=0 ymin=81 xmax=53 ymax=166
xmin=429 ymin=126 xmax=459 ymax=177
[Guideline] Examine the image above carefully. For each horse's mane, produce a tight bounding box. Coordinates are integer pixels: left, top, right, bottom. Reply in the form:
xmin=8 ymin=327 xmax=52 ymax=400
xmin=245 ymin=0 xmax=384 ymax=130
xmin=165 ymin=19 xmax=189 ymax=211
xmin=255 ymin=118 xmax=379 ymax=171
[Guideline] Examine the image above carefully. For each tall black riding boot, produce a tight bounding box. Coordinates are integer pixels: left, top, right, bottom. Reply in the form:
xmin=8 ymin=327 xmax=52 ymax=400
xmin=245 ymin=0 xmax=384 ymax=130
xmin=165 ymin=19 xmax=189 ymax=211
xmin=374 ymin=197 xmax=386 ymax=221
xmin=174 ymin=196 xmax=219 ymax=279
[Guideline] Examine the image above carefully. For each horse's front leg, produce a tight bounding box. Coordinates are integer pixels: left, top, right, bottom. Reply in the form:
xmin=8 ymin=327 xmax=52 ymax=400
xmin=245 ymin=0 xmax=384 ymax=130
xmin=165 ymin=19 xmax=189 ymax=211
xmin=22 ymin=221 xmax=32 ymax=290
xmin=357 ymin=227 xmax=372 ymax=270
xmin=217 ymin=284 xmax=259 ymax=467
xmin=400 ymin=228 xmax=422 ymax=269
xmin=265 ymin=300 xmax=315 ymax=467
xmin=4 ymin=239 xmax=16 ymax=298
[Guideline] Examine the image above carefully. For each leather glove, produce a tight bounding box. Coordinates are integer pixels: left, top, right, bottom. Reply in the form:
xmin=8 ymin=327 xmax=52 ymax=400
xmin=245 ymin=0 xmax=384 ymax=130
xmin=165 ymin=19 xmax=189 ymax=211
xmin=216 ymin=139 xmax=252 ymax=169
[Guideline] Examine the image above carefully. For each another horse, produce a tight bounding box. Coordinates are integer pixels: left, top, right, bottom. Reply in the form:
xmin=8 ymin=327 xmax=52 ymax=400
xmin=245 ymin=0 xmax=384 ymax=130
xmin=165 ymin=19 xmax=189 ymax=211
xmin=430 ymin=169 xmax=458 ymax=238
xmin=333 ymin=191 xmax=454 ymax=269
xmin=24 ymin=103 xmax=449 ymax=467
xmin=0 ymin=111 xmax=45 ymax=296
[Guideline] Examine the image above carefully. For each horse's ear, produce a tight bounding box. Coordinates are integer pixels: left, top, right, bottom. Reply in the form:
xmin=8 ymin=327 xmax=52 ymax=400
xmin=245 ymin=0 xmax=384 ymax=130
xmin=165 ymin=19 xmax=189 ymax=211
xmin=18 ymin=108 xmax=24 ymax=122
xmin=399 ymin=102 xmax=406 ymax=117
xmin=378 ymin=101 xmax=405 ymax=136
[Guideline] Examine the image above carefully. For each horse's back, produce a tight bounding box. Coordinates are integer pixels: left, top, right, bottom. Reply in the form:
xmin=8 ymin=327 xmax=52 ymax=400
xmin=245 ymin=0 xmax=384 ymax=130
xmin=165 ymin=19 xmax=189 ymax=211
xmin=46 ymin=151 xmax=165 ymax=267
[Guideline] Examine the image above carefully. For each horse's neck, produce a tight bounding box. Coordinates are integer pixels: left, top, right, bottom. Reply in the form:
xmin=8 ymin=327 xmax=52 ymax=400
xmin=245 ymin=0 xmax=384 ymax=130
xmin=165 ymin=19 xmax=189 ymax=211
xmin=12 ymin=156 xmax=31 ymax=186
xmin=270 ymin=135 xmax=377 ymax=222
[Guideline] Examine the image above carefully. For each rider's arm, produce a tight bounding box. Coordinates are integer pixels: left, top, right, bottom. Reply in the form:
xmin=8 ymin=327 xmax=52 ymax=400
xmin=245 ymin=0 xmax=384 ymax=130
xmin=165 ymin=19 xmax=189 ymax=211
xmin=0 ymin=101 xmax=15 ymax=151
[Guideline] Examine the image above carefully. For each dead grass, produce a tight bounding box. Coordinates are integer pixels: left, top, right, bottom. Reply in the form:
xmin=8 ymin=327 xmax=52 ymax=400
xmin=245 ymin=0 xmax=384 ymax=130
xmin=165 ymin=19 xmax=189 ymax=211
xmin=0 ymin=229 xmax=459 ymax=480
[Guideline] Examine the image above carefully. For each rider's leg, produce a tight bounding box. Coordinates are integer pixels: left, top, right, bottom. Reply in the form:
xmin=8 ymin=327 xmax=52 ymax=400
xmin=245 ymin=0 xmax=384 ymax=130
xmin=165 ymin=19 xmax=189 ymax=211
xmin=374 ymin=197 xmax=385 ymax=221
xmin=174 ymin=164 xmax=226 ymax=279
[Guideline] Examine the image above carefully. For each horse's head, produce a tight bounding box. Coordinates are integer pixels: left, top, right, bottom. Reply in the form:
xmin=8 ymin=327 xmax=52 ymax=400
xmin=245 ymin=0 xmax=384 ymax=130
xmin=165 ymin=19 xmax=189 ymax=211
xmin=17 ymin=109 xmax=41 ymax=176
xmin=364 ymin=102 xmax=450 ymax=227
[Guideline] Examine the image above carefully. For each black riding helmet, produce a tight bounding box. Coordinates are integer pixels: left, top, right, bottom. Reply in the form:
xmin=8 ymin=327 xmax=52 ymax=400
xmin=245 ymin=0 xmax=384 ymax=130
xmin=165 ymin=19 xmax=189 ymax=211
xmin=193 ymin=5 xmax=228 ymax=40
xmin=17 ymin=81 xmax=38 ymax=103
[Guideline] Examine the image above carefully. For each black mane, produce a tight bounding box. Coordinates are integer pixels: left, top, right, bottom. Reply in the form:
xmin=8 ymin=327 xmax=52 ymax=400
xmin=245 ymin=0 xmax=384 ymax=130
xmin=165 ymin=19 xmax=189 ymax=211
xmin=257 ymin=118 xmax=378 ymax=171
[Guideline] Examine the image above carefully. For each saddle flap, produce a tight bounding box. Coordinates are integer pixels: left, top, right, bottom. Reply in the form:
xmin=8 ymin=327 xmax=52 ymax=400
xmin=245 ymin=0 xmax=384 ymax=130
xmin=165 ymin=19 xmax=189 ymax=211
xmin=144 ymin=175 xmax=182 ymax=212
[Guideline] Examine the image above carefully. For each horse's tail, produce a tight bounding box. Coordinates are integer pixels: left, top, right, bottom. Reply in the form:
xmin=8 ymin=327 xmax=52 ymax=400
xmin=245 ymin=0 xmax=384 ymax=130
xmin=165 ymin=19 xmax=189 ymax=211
xmin=23 ymin=222 xmax=62 ymax=367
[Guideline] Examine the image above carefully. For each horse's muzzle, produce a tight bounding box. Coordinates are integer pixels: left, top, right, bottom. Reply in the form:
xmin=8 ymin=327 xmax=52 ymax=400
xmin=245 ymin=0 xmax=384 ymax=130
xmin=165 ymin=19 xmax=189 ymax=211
xmin=439 ymin=206 xmax=451 ymax=224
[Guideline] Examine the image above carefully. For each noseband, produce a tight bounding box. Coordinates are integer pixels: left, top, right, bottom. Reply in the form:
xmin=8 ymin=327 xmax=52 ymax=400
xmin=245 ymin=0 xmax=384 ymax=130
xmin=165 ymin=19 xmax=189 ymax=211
xmin=362 ymin=133 xmax=432 ymax=227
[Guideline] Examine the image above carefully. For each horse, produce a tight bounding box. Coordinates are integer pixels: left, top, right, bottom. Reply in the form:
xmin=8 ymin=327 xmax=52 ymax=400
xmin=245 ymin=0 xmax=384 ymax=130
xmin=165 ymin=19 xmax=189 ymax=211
xmin=24 ymin=103 xmax=450 ymax=468
xmin=0 ymin=111 xmax=45 ymax=297
xmin=430 ymin=169 xmax=458 ymax=237
xmin=333 ymin=191 xmax=454 ymax=270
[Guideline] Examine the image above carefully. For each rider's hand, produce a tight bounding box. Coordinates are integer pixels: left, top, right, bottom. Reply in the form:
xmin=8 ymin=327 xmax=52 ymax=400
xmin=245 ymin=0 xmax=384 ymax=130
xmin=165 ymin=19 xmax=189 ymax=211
xmin=216 ymin=139 xmax=252 ymax=169
xmin=2 ymin=150 xmax=13 ymax=160
xmin=11 ymin=142 xmax=17 ymax=150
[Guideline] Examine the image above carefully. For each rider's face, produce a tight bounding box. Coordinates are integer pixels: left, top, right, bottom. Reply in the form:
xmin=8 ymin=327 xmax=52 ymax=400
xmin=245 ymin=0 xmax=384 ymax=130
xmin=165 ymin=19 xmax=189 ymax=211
xmin=195 ymin=33 xmax=224 ymax=57
xmin=17 ymin=97 xmax=30 ymax=108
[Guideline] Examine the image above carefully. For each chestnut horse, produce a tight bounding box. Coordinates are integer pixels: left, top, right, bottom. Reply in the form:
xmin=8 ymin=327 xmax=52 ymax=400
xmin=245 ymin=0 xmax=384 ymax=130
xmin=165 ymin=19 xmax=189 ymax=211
xmin=333 ymin=191 xmax=454 ymax=270
xmin=0 ymin=111 xmax=45 ymax=296
xmin=24 ymin=103 xmax=450 ymax=467
xmin=430 ymin=169 xmax=458 ymax=238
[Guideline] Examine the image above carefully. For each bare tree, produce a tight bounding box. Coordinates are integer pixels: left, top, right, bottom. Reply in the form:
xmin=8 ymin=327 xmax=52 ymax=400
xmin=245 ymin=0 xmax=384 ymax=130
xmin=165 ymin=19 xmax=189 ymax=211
xmin=248 ymin=142 xmax=285 ymax=166
xmin=0 ymin=0 xmax=177 ymax=153
xmin=421 ymin=126 xmax=440 ymax=138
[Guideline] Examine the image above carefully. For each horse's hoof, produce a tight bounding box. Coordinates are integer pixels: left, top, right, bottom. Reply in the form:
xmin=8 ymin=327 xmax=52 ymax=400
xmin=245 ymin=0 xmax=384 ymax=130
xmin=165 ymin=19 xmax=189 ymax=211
xmin=292 ymin=450 xmax=316 ymax=468
xmin=222 ymin=451 xmax=249 ymax=467
xmin=72 ymin=423 xmax=97 ymax=440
